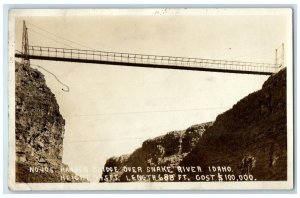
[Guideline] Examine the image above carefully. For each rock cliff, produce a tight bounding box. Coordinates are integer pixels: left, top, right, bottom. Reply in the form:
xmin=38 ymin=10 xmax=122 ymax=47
xmin=15 ymin=62 xmax=87 ymax=182
xmin=100 ymin=122 xmax=213 ymax=182
xmin=101 ymin=68 xmax=287 ymax=182
xmin=182 ymin=68 xmax=287 ymax=181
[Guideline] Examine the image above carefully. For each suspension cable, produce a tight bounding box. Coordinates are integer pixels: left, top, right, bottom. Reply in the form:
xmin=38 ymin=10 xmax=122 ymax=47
xmin=26 ymin=21 xmax=97 ymax=50
xmin=30 ymin=63 xmax=70 ymax=92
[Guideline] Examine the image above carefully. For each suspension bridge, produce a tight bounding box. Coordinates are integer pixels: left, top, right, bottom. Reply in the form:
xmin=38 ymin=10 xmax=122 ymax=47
xmin=15 ymin=21 xmax=284 ymax=75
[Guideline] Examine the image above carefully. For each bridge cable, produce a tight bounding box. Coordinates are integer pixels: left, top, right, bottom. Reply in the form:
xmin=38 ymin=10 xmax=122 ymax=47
xmin=25 ymin=22 xmax=278 ymax=69
xmin=30 ymin=63 xmax=70 ymax=92
xmin=27 ymin=21 xmax=97 ymax=50
xmin=64 ymin=106 xmax=230 ymax=117
xmin=64 ymin=136 xmax=149 ymax=143
xmin=28 ymin=29 xmax=77 ymax=49
xmin=230 ymin=47 xmax=275 ymax=62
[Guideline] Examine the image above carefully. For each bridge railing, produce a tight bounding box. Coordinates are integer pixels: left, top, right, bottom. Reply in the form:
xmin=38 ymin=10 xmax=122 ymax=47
xmin=27 ymin=46 xmax=279 ymax=73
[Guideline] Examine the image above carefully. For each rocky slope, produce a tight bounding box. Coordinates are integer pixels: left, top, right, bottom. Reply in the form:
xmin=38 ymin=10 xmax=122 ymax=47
xmin=182 ymin=68 xmax=287 ymax=181
xmin=101 ymin=68 xmax=287 ymax=182
xmin=100 ymin=122 xmax=213 ymax=182
xmin=15 ymin=62 xmax=87 ymax=182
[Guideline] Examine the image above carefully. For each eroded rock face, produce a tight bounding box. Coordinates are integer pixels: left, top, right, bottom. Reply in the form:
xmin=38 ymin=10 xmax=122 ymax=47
xmin=15 ymin=62 xmax=87 ymax=183
xmin=100 ymin=122 xmax=213 ymax=182
xmin=100 ymin=68 xmax=287 ymax=182
xmin=181 ymin=68 xmax=287 ymax=181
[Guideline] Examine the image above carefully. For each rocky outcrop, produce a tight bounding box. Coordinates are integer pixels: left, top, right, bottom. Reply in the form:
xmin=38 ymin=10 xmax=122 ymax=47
xmin=101 ymin=68 xmax=287 ymax=182
xmin=15 ymin=62 xmax=87 ymax=182
xmin=100 ymin=122 xmax=213 ymax=182
xmin=181 ymin=68 xmax=287 ymax=181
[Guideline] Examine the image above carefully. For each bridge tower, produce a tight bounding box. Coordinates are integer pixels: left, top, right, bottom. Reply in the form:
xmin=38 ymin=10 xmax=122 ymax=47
xmin=21 ymin=20 xmax=30 ymax=66
xmin=275 ymin=43 xmax=284 ymax=70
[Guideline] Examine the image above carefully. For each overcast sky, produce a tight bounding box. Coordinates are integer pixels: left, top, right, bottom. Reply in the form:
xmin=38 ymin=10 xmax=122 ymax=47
xmin=14 ymin=9 xmax=290 ymax=182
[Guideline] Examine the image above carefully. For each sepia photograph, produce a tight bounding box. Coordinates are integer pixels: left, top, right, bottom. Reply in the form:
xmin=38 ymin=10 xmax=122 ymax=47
xmin=7 ymin=8 xmax=294 ymax=190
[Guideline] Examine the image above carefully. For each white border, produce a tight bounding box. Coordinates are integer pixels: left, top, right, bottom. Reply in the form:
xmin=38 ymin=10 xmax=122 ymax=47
xmin=7 ymin=8 xmax=294 ymax=191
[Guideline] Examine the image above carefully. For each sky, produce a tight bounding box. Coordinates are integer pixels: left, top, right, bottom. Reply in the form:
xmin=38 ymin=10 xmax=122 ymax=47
xmin=13 ymin=9 xmax=289 ymax=182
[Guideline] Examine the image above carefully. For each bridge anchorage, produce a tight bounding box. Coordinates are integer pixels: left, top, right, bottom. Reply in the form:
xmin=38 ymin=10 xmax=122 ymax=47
xmin=15 ymin=21 xmax=285 ymax=75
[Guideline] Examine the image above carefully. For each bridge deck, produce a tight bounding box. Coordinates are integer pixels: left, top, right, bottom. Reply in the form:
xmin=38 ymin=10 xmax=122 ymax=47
xmin=15 ymin=46 xmax=280 ymax=75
